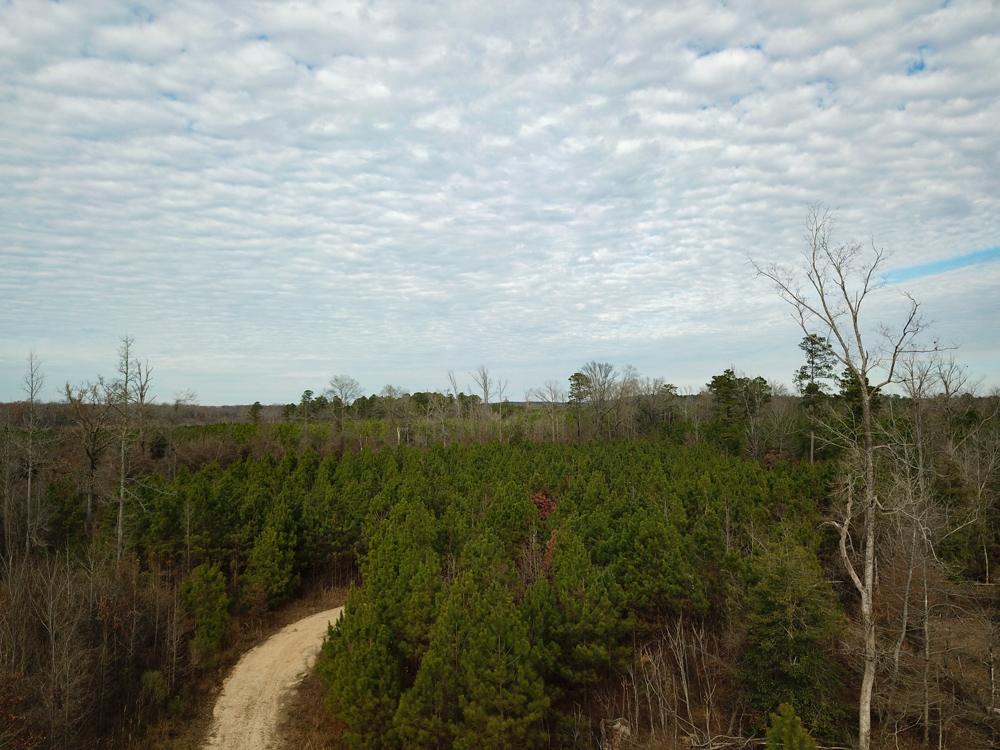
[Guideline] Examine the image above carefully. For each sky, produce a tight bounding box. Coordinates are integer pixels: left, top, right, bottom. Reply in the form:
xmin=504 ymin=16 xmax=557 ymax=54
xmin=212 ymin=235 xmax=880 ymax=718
xmin=1 ymin=0 xmax=999 ymax=406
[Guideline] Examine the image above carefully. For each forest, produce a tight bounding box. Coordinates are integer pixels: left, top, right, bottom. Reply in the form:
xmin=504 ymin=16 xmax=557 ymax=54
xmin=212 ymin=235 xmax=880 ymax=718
xmin=2 ymin=328 xmax=998 ymax=750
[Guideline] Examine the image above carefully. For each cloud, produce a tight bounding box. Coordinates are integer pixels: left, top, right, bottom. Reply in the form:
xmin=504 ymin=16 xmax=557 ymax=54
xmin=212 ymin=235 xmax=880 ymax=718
xmin=1 ymin=0 xmax=998 ymax=403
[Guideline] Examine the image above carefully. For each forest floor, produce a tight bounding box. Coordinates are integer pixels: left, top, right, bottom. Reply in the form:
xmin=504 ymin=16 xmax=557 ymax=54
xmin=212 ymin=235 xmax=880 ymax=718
xmin=203 ymin=606 xmax=344 ymax=750
xmin=274 ymin=667 xmax=347 ymax=749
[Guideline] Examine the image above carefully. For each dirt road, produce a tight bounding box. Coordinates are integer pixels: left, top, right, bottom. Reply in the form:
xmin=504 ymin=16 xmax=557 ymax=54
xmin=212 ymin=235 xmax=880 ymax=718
xmin=204 ymin=607 xmax=343 ymax=750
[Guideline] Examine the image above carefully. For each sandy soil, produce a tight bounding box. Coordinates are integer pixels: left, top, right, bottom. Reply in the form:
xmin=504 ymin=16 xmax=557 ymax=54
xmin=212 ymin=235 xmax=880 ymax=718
xmin=204 ymin=606 xmax=343 ymax=750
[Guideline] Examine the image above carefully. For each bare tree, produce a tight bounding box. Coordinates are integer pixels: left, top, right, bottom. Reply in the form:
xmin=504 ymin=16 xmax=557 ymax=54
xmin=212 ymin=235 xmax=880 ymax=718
xmin=447 ymin=371 xmax=463 ymax=420
xmin=64 ymin=379 xmax=115 ymax=526
xmin=761 ymin=382 xmax=800 ymax=456
xmin=611 ymin=365 xmax=641 ymax=438
xmin=471 ymin=365 xmax=492 ymax=408
xmin=378 ymin=385 xmax=412 ymax=445
xmin=495 ymin=377 xmax=509 ymax=442
xmin=634 ymin=377 xmax=677 ymax=434
xmin=751 ymin=205 xmax=927 ymax=750
xmin=0 ymin=405 xmax=17 ymax=563
xmin=470 ymin=366 xmax=496 ymax=441
xmin=21 ymin=351 xmax=45 ymax=558
xmin=110 ymin=336 xmax=153 ymax=566
xmin=326 ymin=374 xmax=363 ymax=427
xmin=163 ymin=390 xmax=197 ymax=481
xmin=532 ymin=381 xmax=566 ymax=442
xmin=581 ymin=361 xmax=617 ymax=438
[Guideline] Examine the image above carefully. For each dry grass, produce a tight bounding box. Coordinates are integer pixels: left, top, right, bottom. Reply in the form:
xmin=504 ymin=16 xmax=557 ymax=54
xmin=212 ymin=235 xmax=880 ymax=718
xmin=276 ymin=669 xmax=348 ymax=750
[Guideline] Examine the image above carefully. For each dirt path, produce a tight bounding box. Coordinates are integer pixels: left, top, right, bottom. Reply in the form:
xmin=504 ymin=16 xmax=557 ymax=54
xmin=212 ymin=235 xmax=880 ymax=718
xmin=204 ymin=607 xmax=343 ymax=750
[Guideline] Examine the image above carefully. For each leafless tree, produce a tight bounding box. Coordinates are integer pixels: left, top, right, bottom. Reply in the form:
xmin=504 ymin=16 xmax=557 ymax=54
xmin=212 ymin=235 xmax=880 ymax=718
xmin=469 ymin=366 xmax=497 ymax=441
xmin=471 ymin=365 xmax=492 ymax=408
xmin=110 ymin=336 xmax=153 ymax=566
xmin=581 ymin=361 xmax=617 ymax=438
xmin=447 ymin=371 xmax=463 ymax=420
xmin=495 ymin=377 xmax=509 ymax=442
xmin=35 ymin=555 xmax=91 ymax=747
xmin=20 ymin=351 xmax=46 ymax=558
xmin=64 ymin=379 xmax=115 ymax=526
xmin=1 ymin=405 xmax=19 ymax=564
xmin=751 ymin=205 xmax=927 ymax=750
xmin=326 ymin=374 xmax=363 ymax=427
xmin=378 ymin=385 xmax=412 ymax=445
xmin=162 ymin=390 xmax=197 ymax=481
xmin=610 ymin=365 xmax=641 ymax=438
xmin=761 ymin=382 xmax=799 ymax=455
xmin=531 ymin=381 xmax=566 ymax=442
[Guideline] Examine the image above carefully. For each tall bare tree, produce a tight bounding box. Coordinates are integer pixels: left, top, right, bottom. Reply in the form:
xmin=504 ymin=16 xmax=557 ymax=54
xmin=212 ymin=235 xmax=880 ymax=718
xmin=752 ymin=205 xmax=926 ymax=750
xmin=110 ymin=336 xmax=153 ymax=565
xmin=581 ymin=361 xmax=616 ymax=438
xmin=326 ymin=374 xmax=363 ymax=427
xmin=163 ymin=390 xmax=197 ymax=481
xmin=495 ymin=377 xmax=509 ymax=442
xmin=64 ymin=379 xmax=114 ymax=527
xmin=471 ymin=365 xmax=492 ymax=408
xmin=21 ymin=351 xmax=45 ymax=558
xmin=0 ymin=404 xmax=16 ymax=562
xmin=531 ymin=381 xmax=566 ymax=442
xmin=378 ymin=385 xmax=411 ymax=445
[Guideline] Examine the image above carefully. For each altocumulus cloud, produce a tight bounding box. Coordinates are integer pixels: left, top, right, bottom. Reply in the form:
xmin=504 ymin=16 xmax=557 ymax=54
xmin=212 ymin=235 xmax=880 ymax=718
xmin=1 ymin=0 xmax=998 ymax=403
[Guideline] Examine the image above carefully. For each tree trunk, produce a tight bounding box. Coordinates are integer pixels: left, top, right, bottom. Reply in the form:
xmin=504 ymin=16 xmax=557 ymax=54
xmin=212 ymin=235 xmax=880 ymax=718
xmin=857 ymin=387 xmax=878 ymax=750
xmin=118 ymin=429 xmax=126 ymax=565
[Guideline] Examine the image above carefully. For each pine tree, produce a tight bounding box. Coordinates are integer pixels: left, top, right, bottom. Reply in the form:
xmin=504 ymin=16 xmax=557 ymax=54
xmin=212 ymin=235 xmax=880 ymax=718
xmin=794 ymin=334 xmax=836 ymax=463
xmin=455 ymin=580 xmax=549 ymax=750
xmin=393 ymin=576 xmax=471 ymax=748
xmin=765 ymin=703 xmax=818 ymax=750
xmin=184 ymin=562 xmax=230 ymax=669
xmin=320 ymin=597 xmax=403 ymax=750
xmin=549 ymin=526 xmax=625 ymax=687
xmin=242 ymin=505 xmax=299 ymax=609
xmin=741 ymin=544 xmax=844 ymax=737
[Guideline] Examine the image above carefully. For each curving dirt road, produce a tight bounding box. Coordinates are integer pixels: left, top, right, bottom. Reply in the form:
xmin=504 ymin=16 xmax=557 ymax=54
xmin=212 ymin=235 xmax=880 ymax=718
xmin=204 ymin=607 xmax=343 ymax=750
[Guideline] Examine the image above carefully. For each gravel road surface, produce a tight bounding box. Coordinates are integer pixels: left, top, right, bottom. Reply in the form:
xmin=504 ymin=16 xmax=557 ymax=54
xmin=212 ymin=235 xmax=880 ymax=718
xmin=204 ymin=607 xmax=343 ymax=749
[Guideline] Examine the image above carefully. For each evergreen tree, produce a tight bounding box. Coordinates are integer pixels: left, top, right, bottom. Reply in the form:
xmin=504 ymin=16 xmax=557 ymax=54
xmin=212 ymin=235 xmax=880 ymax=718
xmin=184 ymin=562 xmax=230 ymax=669
xmin=393 ymin=575 xmax=472 ymax=748
xmin=320 ymin=598 xmax=402 ymax=750
xmin=765 ymin=703 xmax=818 ymax=750
xmin=243 ymin=505 xmax=299 ymax=609
xmin=549 ymin=526 xmax=625 ymax=686
xmin=794 ymin=334 xmax=836 ymax=463
xmin=455 ymin=580 xmax=549 ymax=750
xmin=568 ymin=372 xmax=590 ymax=438
xmin=741 ymin=544 xmax=844 ymax=737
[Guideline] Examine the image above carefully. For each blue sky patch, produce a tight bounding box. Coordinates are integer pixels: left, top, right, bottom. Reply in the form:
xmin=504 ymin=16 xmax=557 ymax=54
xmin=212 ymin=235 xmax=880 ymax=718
xmin=908 ymin=46 xmax=928 ymax=75
xmin=888 ymin=247 xmax=1000 ymax=283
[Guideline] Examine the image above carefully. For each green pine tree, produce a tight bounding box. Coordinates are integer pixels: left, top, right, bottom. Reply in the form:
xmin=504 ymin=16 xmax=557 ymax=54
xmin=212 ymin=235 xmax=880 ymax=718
xmin=549 ymin=526 xmax=625 ymax=687
xmin=741 ymin=544 xmax=845 ymax=737
xmin=184 ymin=562 xmax=230 ymax=669
xmin=319 ymin=597 xmax=402 ymax=750
xmin=455 ymin=580 xmax=549 ymax=750
xmin=766 ymin=703 xmax=818 ymax=750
